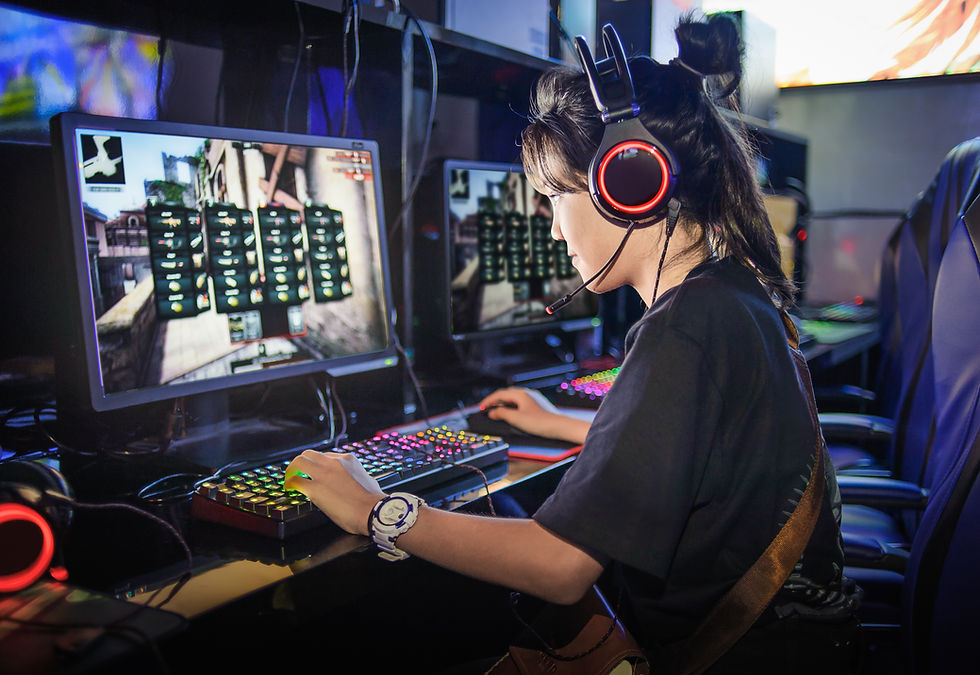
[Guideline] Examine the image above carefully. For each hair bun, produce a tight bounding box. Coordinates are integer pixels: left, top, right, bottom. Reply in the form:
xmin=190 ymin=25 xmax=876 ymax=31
xmin=674 ymin=13 xmax=742 ymax=98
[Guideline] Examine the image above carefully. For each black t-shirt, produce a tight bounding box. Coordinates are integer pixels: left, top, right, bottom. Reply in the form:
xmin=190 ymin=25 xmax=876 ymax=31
xmin=534 ymin=257 xmax=850 ymax=647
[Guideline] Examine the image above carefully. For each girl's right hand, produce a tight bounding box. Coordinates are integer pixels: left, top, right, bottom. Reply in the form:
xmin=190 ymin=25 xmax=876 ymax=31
xmin=476 ymin=387 xmax=589 ymax=445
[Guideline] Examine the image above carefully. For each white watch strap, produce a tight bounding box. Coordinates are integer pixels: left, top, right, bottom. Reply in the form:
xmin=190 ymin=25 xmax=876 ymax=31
xmin=369 ymin=492 xmax=425 ymax=562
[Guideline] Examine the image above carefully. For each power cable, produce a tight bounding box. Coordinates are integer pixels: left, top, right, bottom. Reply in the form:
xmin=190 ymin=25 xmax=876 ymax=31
xmin=387 ymin=5 xmax=438 ymax=242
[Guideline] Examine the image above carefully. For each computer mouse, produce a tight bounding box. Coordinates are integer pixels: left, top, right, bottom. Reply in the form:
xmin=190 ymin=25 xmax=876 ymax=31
xmin=465 ymin=408 xmax=524 ymax=438
xmin=465 ymin=409 xmax=572 ymax=448
xmin=480 ymin=402 xmax=518 ymax=412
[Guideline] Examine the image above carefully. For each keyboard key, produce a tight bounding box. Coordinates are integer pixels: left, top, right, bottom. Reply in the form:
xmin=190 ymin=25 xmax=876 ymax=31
xmin=190 ymin=426 xmax=509 ymax=538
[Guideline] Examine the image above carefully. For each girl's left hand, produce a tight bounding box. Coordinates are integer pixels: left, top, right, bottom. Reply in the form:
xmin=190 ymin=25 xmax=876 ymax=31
xmin=283 ymin=451 xmax=385 ymax=536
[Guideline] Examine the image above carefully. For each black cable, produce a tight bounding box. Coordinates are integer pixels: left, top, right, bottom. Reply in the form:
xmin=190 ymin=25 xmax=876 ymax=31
xmin=145 ymin=573 xmax=192 ymax=610
xmin=393 ymin=333 xmax=432 ymax=424
xmin=214 ymin=63 xmax=224 ymax=125
xmin=651 ymin=199 xmax=681 ymax=305
xmin=310 ymin=375 xmax=335 ymax=440
xmin=23 ymin=402 xmax=184 ymax=462
xmin=386 ymin=6 xmax=439 ymax=242
xmin=313 ymin=59 xmax=333 ymax=134
xmin=17 ymin=489 xmax=195 ymax=658
xmin=137 ymin=472 xmax=211 ymax=503
xmin=326 ymin=375 xmax=349 ymax=450
xmin=105 ymin=622 xmax=173 ymax=675
xmin=283 ymin=1 xmax=306 ymax=133
xmin=509 ymin=586 xmax=624 ymax=662
xmin=1 ymin=406 xmax=54 ymax=454
xmin=155 ymin=37 xmax=167 ymax=118
xmin=0 ymin=614 xmax=177 ymax=675
xmin=64 ymin=499 xmax=194 ymax=576
xmin=33 ymin=406 xmax=99 ymax=458
xmin=341 ymin=0 xmax=361 ymax=138
xmin=135 ymin=374 xmax=350 ymax=503
xmin=389 ymin=333 xmax=497 ymax=514
xmin=549 ymin=9 xmax=576 ymax=54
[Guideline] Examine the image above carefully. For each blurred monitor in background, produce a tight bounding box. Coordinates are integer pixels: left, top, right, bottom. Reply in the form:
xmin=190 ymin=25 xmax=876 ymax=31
xmin=0 ymin=4 xmax=161 ymax=142
xmin=801 ymin=214 xmax=898 ymax=307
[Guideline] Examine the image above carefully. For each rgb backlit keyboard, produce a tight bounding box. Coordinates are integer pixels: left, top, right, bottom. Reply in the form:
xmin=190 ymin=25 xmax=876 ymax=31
xmin=553 ymin=367 xmax=620 ymax=409
xmin=191 ymin=426 xmax=509 ymax=538
xmin=803 ymin=302 xmax=879 ymax=323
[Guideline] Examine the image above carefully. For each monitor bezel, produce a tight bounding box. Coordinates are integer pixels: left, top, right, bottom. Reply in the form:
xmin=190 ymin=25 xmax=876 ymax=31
xmin=50 ymin=111 xmax=399 ymax=413
xmin=441 ymin=158 xmax=601 ymax=343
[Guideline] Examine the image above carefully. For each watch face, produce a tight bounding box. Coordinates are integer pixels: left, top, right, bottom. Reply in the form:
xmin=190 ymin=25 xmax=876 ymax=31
xmin=378 ymin=496 xmax=410 ymax=526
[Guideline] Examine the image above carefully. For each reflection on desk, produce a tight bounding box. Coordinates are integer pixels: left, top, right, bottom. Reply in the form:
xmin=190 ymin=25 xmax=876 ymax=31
xmin=117 ymin=405 xmax=589 ymax=619
xmin=122 ymin=528 xmax=366 ymax=619
xmin=0 ymin=580 xmax=186 ymax=673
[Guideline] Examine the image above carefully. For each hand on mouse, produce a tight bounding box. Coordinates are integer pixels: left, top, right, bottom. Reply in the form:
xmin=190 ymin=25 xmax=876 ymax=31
xmin=283 ymin=450 xmax=385 ymax=536
xmin=477 ymin=387 xmax=589 ymax=445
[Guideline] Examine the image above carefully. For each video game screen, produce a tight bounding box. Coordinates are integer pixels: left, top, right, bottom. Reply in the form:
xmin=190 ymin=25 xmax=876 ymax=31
xmin=445 ymin=161 xmax=599 ymax=339
xmin=1 ymin=5 xmax=161 ymax=142
xmin=57 ymin=114 xmax=394 ymax=406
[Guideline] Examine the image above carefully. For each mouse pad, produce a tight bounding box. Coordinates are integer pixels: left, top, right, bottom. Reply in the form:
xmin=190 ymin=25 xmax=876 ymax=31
xmin=465 ymin=411 xmax=582 ymax=461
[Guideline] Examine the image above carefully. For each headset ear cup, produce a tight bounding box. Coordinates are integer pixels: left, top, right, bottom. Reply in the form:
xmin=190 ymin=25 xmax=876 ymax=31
xmin=596 ymin=142 xmax=671 ymax=216
xmin=576 ymin=24 xmax=680 ymax=227
xmin=0 ymin=461 xmax=74 ymax=593
xmin=588 ymin=118 xmax=679 ymax=225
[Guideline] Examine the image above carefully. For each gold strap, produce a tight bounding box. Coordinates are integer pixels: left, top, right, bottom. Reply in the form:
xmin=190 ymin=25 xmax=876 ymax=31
xmin=667 ymin=310 xmax=826 ymax=675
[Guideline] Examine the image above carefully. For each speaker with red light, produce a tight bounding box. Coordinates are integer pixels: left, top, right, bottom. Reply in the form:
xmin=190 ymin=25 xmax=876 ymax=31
xmin=0 ymin=460 xmax=74 ymax=593
xmin=575 ymin=24 xmax=679 ymax=227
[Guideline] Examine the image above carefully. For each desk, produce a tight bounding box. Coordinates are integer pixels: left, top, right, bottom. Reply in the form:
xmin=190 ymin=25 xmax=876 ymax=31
xmin=800 ymin=320 xmax=878 ymax=367
xmin=0 ymin=323 xmax=878 ymax=672
xmin=799 ymin=320 xmax=879 ymax=391
xmin=0 ymin=441 xmax=577 ymax=673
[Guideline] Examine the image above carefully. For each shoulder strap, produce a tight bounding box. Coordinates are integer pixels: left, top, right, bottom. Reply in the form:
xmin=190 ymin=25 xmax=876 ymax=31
xmin=666 ymin=310 xmax=827 ymax=675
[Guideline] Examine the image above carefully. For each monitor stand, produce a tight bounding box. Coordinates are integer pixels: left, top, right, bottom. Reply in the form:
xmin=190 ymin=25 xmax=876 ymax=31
xmin=461 ymin=335 xmax=580 ymax=386
xmin=124 ymin=388 xmax=334 ymax=474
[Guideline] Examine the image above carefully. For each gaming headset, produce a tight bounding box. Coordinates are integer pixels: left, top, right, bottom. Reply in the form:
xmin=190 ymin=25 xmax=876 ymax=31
xmin=0 ymin=460 xmax=74 ymax=593
xmin=546 ymin=24 xmax=682 ymax=315
xmin=575 ymin=24 xmax=680 ymax=228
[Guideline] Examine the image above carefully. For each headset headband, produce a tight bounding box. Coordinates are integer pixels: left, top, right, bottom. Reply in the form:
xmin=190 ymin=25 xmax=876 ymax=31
xmin=575 ymin=24 xmax=680 ymax=227
xmin=575 ymin=25 xmax=639 ymax=124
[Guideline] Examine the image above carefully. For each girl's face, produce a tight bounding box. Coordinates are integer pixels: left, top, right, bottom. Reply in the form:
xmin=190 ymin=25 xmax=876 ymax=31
xmin=549 ymin=191 xmax=633 ymax=293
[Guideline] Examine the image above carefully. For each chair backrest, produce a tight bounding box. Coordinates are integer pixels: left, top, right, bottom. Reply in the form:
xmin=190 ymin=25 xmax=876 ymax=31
xmin=886 ymin=139 xmax=980 ymax=494
xmin=902 ymin=193 xmax=980 ymax=674
xmin=873 ymin=224 xmax=903 ymax=418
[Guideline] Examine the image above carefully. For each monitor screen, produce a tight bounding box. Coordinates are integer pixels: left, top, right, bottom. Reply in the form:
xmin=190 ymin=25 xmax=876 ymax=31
xmin=50 ymin=112 xmax=397 ymax=412
xmin=0 ymin=5 xmax=162 ymax=142
xmin=443 ymin=160 xmax=599 ymax=341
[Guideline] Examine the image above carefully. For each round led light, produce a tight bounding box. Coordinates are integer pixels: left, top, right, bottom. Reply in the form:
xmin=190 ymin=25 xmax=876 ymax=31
xmin=597 ymin=141 xmax=670 ymax=215
xmin=0 ymin=503 xmax=55 ymax=593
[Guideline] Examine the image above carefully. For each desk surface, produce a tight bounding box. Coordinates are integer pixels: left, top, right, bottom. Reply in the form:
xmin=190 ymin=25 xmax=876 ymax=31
xmin=2 ymin=452 xmax=575 ymax=673
xmin=0 ymin=320 xmax=878 ymax=672
xmin=800 ymin=320 xmax=878 ymax=368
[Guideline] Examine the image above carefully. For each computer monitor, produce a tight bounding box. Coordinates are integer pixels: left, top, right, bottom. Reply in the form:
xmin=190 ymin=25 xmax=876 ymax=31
xmin=413 ymin=159 xmax=600 ymax=381
xmin=1 ymin=6 xmax=162 ymax=142
xmin=445 ymin=160 xmax=598 ymax=336
xmin=49 ymin=112 xmax=398 ymax=427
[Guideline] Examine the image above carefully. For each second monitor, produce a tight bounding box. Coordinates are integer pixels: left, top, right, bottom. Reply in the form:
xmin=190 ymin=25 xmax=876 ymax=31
xmin=413 ymin=159 xmax=600 ymax=381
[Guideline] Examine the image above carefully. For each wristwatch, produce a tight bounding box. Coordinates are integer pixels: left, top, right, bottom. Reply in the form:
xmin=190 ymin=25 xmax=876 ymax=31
xmin=368 ymin=492 xmax=425 ymax=561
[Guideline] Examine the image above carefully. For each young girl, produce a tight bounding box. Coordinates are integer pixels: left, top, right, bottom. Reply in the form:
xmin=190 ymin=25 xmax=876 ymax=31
xmin=285 ymin=13 xmax=859 ymax=673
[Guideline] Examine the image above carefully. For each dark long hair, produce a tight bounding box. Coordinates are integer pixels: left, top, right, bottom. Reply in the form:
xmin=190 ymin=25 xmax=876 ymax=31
xmin=521 ymin=13 xmax=796 ymax=309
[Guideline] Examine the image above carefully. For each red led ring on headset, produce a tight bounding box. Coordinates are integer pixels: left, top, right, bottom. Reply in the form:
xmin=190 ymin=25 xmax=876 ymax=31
xmin=597 ymin=141 xmax=671 ymax=214
xmin=0 ymin=503 xmax=55 ymax=593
